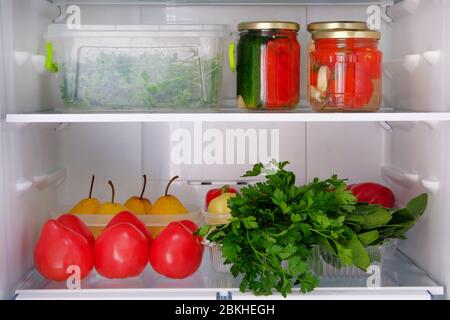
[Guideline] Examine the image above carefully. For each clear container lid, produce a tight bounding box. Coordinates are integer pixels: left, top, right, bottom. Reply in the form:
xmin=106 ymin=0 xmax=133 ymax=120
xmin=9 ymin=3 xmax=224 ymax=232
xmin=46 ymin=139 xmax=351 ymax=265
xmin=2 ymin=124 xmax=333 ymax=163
xmin=52 ymin=205 xmax=201 ymax=227
xmin=47 ymin=24 xmax=230 ymax=38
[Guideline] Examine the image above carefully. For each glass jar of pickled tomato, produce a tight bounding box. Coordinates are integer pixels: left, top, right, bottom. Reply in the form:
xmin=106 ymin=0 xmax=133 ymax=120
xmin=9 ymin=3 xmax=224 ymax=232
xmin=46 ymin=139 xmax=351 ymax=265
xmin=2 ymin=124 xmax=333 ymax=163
xmin=236 ymin=21 xmax=300 ymax=110
xmin=307 ymin=21 xmax=369 ymax=35
xmin=308 ymin=29 xmax=382 ymax=112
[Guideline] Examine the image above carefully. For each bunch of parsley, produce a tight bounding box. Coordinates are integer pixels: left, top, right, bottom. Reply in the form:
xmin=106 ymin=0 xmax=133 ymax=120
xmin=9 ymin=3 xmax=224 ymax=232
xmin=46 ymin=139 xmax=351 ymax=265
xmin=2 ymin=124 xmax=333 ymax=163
xmin=198 ymin=161 xmax=428 ymax=297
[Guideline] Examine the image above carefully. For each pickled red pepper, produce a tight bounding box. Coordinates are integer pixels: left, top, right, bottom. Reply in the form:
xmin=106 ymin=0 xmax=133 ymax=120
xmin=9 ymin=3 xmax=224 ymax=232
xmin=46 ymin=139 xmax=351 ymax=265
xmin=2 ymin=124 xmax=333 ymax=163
xmin=266 ymin=31 xmax=300 ymax=108
xmin=236 ymin=22 xmax=300 ymax=110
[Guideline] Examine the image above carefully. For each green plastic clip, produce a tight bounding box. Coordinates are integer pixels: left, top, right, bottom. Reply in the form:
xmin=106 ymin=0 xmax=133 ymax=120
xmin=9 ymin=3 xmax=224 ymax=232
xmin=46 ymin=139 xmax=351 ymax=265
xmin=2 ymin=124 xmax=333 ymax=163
xmin=229 ymin=42 xmax=236 ymax=72
xmin=45 ymin=42 xmax=59 ymax=73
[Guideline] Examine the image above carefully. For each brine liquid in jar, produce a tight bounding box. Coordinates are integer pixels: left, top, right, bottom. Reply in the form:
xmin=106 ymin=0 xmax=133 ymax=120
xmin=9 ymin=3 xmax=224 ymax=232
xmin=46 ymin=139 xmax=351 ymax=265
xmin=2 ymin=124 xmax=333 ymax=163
xmin=308 ymin=30 xmax=382 ymax=112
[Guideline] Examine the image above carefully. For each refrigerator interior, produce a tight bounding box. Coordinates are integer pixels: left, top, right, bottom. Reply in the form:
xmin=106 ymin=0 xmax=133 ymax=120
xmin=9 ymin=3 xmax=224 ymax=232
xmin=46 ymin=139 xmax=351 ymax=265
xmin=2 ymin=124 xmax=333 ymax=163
xmin=0 ymin=0 xmax=450 ymax=299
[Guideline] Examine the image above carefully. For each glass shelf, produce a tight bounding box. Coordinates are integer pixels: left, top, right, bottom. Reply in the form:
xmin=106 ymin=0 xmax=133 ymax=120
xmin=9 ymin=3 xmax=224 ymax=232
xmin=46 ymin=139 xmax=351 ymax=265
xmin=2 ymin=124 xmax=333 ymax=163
xmin=46 ymin=0 xmax=395 ymax=6
xmin=15 ymin=249 xmax=443 ymax=300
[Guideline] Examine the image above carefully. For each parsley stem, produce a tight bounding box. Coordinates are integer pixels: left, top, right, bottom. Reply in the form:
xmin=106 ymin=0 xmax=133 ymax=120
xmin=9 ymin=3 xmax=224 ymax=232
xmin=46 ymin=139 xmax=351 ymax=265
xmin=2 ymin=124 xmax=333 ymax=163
xmin=245 ymin=230 xmax=281 ymax=274
xmin=310 ymin=229 xmax=332 ymax=240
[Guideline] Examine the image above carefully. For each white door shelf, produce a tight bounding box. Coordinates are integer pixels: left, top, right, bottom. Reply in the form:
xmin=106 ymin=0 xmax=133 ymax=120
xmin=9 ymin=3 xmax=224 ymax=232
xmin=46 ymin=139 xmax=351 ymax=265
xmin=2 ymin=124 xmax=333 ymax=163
xmin=6 ymin=109 xmax=450 ymax=123
xmin=15 ymin=249 xmax=443 ymax=300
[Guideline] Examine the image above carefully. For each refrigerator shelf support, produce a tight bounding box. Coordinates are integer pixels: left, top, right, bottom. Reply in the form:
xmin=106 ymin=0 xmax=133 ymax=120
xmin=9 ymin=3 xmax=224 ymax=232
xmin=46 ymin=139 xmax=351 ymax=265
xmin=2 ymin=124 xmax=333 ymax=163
xmin=381 ymin=165 xmax=420 ymax=189
xmin=423 ymin=50 xmax=441 ymax=66
xmin=15 ymin=179 xmax=33 ymax=194
xmin=379 ymin=121 xmax=393 ymax=132
xmin=388 ymin=0 xmax=421 ymax=20
xmin=383 ymin=122 xmax=416 ymax=131
xmin=32 ymin=168 xmax=67 ymax=191
xmin=421 ymin=179 xmax=440 ymax=194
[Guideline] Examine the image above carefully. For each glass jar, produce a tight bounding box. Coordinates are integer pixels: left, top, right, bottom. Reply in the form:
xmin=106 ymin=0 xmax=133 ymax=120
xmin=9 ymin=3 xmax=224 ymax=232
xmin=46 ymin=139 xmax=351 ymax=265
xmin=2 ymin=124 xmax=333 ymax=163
xmin=236 ymin=21 xmax=300 ymax=110
xmin=307 ymin=22 xmax=371 ymax=111
xmin=307 ymin=21 xmax=369 ymax=34
xmin=308 ymin=29 xmax=382 ymax=112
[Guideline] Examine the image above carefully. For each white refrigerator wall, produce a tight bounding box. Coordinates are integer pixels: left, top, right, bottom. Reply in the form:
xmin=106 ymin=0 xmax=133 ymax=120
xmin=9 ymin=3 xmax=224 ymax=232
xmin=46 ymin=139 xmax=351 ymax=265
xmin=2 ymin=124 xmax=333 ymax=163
xmin=0 ymin=0 xmax=449 ymax=300
xmin=0 ymin=0 xmax=60 ymax=299
xmin=386 ymin=0 xmax=450 ymax=297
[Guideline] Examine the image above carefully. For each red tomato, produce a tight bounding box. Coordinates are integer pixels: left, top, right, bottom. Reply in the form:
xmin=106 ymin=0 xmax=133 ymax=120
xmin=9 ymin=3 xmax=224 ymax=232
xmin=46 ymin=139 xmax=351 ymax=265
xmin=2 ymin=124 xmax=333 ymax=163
xmin=344 ymin=63 xmax=356 ymax=94
xmin=310 ymin=70 xmax=319 ymax=88
xmin=95 ymin=222 xmax=149 ymax=279
xmin=179 ymin=220 xmax=204 ymax=245
xmin=327 ymin=79 xmax=338 ymax=94
xmin=149 ymin=221 xmax=203 ymax=279
xmin=205 ymin=186 xmax=237 ymax=208
xmin=34 ymin=220 xmax=94 ymax=281
xmin=354 ymin=60 xmax=375 ymax=108
xmin=57 ymin=214 xmax=95 ymax=247
xmin=348 ymin=183 xmax=395 ymax=208
xmin=364 ymin=51 xmax=383 ymax=79
xmin=105 ymin=211 xmax=153 ymax=244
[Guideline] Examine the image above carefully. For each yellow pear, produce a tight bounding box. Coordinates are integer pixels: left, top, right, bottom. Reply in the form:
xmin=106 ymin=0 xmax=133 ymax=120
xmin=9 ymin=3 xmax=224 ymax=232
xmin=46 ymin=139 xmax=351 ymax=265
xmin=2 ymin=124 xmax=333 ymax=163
xmin=208 ymin=193 xmax=236 ymax=214
xmin=98 ymin=180 xmax=128 ymax=215
xmin=124 ymin=174 xmax=152 ymax=215
xmin=149 ymin=176 xmax=188 ymax=215
xmin=69 ymin=175 xmax=100 ymax=214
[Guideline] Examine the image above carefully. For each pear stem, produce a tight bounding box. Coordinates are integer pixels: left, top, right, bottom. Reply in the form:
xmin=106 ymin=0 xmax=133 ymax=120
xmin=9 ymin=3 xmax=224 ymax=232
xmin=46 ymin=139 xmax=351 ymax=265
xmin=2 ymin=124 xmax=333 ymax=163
xmin=165 ymin=176 xmax=179 ymax=196
xmin=140 ymin=174 xmax=147 ymax=200
xmin=88 ymin=175 xmax=95 ymax=199
xmin=108 ymin=180 xmax=115 ymax=204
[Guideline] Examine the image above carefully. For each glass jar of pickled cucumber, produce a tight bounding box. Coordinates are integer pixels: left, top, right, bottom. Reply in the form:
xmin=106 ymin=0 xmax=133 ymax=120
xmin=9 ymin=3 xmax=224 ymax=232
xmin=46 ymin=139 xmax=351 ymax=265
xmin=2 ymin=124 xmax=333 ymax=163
xmin=235 ymin=21 xmax=300 ymax=110
xmin=307 ymin=23 xmax=382 ymax=112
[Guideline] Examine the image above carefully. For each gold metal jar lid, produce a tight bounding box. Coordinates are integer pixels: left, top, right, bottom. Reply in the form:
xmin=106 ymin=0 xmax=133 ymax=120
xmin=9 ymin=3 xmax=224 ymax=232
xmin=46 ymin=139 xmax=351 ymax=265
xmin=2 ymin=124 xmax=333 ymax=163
xmin=307 ymin=21 xmax=368 ymax=33
xmin=312 ymin=30 xmax=381 ymax=40
xmin=238 ymin=21 xmax=300 ymax=32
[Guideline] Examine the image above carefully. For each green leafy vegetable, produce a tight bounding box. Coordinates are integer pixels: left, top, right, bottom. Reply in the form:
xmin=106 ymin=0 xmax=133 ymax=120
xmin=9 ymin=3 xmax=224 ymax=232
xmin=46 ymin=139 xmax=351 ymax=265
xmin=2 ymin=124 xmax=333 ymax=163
xmin=60 ymin=50 xmax=222 ymax=110
xmin=198 ymin=161 xmax=429 ymax=297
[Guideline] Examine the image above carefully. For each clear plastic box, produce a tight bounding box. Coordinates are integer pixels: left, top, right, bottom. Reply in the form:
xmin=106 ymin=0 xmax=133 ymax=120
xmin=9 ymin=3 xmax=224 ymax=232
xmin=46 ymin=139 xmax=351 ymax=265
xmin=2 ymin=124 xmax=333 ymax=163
xmin=46 ymin=24 xmax=229 ymax=112
xmin=202 ymin=211 xmax=233 ymax=273
xmin=310 ymin=241 xmax=397 ymax=279
xmin=209 ymin=244 xmax=231 ymax=274
xmin=52 ymin=205 xmax=201 ymax=238
xmin=203 ymin=211 xmax=232 ymax=225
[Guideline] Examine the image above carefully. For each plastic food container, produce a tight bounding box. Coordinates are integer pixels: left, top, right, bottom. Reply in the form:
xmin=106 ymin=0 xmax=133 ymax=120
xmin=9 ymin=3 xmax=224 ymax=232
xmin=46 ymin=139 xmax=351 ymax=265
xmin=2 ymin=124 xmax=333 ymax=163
xmin=46 ymin=24 xmax=229 ymax=111
xmin=310 ymin=242 xmax=396 ymax=278
xmin=307 ymin=25 xmax=382 ymax=112
xmin=234 ymin=21 xmax=300 ymax=110
xmin=52 ymin=205 xmax=201 ymax=238
xmin=203 ymin=211 xmax=232 ymax=225
xmin=209 ymin=244 xmax=231 ymax=274
xmin=203 ymin=211 xmax=232 ymax=273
